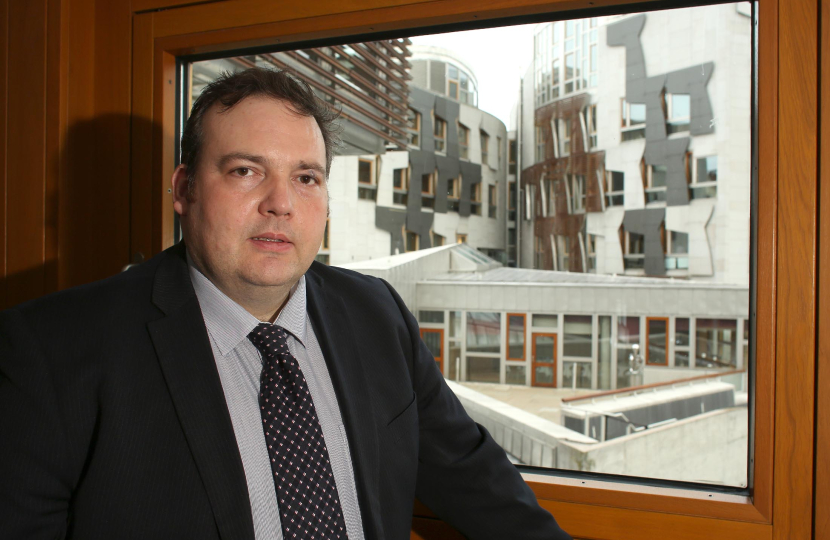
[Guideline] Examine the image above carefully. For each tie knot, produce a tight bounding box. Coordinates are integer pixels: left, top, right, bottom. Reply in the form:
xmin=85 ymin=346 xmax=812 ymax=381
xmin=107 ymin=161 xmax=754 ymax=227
xmin=248 ymin=322 xmax=289 ymax=356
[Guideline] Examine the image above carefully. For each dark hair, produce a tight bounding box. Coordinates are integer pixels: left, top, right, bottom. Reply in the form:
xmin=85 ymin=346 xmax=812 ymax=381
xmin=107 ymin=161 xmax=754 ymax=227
xmin=180 ymin=67 xmax=341 ymax=196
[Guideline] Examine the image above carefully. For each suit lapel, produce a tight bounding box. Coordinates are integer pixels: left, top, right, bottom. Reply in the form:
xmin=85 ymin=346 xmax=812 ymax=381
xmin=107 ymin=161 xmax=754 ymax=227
xmin=147 ymin=244 xmax=255 ymax=540
xmin=305 ymin=268 xmax=382 ymax=540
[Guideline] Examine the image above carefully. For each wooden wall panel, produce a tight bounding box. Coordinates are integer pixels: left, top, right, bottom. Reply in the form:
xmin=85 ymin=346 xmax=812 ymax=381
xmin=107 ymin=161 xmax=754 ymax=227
xmin=774 ymin=0 xmax=819 ymax=539
xmin=5 ymin=0 xmax=49 ymax=307
xmin=0 ymin=0 xmax=7 ymax=307
xmin=815 ymin=0 xmax=830 ymax=536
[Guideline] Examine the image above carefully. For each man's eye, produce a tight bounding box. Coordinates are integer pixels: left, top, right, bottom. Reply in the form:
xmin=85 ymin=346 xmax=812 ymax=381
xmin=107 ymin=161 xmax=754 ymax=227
xmin=298 ymin=174 xmax=318 ymax=185
xmin=232 ymin=167 xmax=253 ymax=177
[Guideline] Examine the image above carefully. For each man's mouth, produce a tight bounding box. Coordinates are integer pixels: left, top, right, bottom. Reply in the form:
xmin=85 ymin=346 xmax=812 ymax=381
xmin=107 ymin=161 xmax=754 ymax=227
xmin=252 ymin=237 xmax=287 ymax=243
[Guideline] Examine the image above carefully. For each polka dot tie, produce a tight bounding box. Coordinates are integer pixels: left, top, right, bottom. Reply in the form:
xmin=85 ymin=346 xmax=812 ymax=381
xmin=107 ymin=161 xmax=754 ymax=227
xmin=248 ymin=323 xmax=348 ymax=539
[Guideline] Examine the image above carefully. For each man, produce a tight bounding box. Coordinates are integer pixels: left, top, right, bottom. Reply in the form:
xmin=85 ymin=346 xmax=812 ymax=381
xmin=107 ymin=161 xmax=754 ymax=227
xmin=0 ymin=68 xmax=571 ymax=539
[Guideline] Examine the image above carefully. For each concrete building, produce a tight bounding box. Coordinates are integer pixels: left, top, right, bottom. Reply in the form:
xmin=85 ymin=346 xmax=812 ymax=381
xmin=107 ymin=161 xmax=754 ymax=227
xmin=515 ymin=5 xmax=752 ymax=283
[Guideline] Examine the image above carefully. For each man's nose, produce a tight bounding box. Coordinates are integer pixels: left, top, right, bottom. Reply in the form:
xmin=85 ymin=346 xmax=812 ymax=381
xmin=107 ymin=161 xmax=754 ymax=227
xmin=259 ymin=174 xmax=294 ymax=217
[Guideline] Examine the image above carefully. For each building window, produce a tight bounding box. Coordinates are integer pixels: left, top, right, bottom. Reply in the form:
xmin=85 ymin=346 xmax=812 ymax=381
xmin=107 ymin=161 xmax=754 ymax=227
xmin=508 ymin=181 xmax=517 ymax=222
xmin=558 ymin=235 xmax=570 ymax=271
xmin=605 ymin=170 xmax=624 ymax=207
xmin=691 ymin=155 xmax=718 ymax=199
xmin=488 ymin=184 xmax=497 ymax=218
xmin=434 ymin=115 xmax=447 ymax=153
xmin=560 ymin=118 xmax=571 ymax=156
xmin=459 ymin=123 xmax=470 ymax=159
xmin=675 ymin=318 xmax=691 ymax=367
xmin=565 ymin=52 xmax=575 ymax=94
xmin=586 ymin=234 xmax=597 ymax=273
xmin=421 ymin=170 xmax=436 ymax=209
xmin=621 ymin=99 xmax=646 ymax=141
xmin=509 ymin=139 xmax=517 ymax=175
xmin=645 ymin=163 xmax=668 ymax=204
xmin=466 ymin=311 xmax=500 ymax=353
xmin=456 ymin=233 xmax=467 ymax=244
xmin=582 ymin=104 xmax=598 ymax=150
xmin=321 ymin=218 xmax=330 ymax=250
xmin=665 ymin=229 xmax=689 ymax=270
xmin=497 ymin=136 xmax=503 ymax=167
xmin=507 ymin=313 xmax=526 ymax=360
xmin=535 ymin=125 xmax=545 ymax=163
xmin=621 ymin=227 xmax=645 ymax=270
xmin=480 ymin=130 xmax=490 ymax=164
xmin=404 ymin=229 xmax=419 ymax=252
xmin=665 ymin=92 xmax=691 ymax=134
xmin=470 ymin=182 xmax=482 ymax=216
xmin=431 ymin=231 xmax=445 ymax=247
xmin=393 ymin=167 xmax=409 ymax=206
xmin=695 ymin=319 xmax=738 ymax=368
xmin=569 ymin=174 xmax=586 ymax=213
xmin=534 ymin=235 xmax=545 ymax=269
xmin=563 ymin=361 xmax=592 ymax=389
xmin=421 ymin=328 xmax=444 ymax=374
xmin=407 ymin=109 xmax=421 ymax=147
xmin=447 ymin=64 xmax=459 ymax=99
xmin=447 ymin=177 xmax=460 ymax=211
xmin=357 ymin=158 xmax=377 ymax=200
xmin=419 ymin=310 xmax=444 ymax=323
xmin=616 ymin=316 xmax=641 ymax=389
xmin=564 ymin=315 xmax=592 ymax=358
xmin=646 ymin=317 xmax=669 ymax=366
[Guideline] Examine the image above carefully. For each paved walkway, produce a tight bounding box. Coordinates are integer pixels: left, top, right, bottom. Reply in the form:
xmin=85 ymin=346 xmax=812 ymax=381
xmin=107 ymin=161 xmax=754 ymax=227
xmin=458 ymin=382 xmax=596 ymax=424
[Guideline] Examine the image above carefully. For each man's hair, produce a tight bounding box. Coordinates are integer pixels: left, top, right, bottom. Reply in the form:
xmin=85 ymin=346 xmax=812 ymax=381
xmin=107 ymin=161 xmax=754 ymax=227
xmin=180 ymin=67 xmax=341 ymax=196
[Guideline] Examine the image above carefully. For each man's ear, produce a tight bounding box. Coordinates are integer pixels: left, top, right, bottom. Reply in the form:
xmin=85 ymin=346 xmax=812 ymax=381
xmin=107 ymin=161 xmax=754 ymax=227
xmin=171 ymin=164 xmax=190 ymax=216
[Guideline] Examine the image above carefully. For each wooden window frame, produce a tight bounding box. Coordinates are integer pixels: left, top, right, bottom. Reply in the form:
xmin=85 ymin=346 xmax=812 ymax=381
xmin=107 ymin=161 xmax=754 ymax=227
xmin=357 ymin=157 xmax=375 ymax=185
xmin=506 ymin=313 xmax=526 ymax=361
xmin=645 ymin=316 xmax=669 ymax=367
xmin=420 ymin=328 xmax=445 ymax=374
xmin=127 ymin=0 xmax=817 ymax=538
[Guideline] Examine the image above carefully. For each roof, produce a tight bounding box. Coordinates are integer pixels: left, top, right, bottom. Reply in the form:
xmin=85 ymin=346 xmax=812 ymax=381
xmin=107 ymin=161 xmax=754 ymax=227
xmin=424 ymin=266 xmax=748 ymax=290
xmin=562 ymin=381 xmax=736 ymax=416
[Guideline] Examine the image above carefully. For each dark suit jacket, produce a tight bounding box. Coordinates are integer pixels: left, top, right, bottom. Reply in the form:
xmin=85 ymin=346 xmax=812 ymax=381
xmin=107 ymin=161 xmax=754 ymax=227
xmin=0 ymin=242 xmax=570 ymax=540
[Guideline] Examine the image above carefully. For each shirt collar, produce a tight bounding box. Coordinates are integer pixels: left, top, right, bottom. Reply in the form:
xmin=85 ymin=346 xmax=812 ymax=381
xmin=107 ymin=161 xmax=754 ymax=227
xmin=187 ymin=250 xmax=308 ymax=356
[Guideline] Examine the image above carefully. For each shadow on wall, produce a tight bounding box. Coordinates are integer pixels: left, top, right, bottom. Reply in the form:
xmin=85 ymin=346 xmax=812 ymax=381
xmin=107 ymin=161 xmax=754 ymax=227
xmin=1 ymin=114 xmax=160 ymax=310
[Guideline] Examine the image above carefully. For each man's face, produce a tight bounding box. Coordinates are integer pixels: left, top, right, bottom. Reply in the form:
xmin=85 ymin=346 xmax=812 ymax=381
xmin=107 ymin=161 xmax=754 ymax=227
xmin=172 ymin=96 xmax=328 ymax=300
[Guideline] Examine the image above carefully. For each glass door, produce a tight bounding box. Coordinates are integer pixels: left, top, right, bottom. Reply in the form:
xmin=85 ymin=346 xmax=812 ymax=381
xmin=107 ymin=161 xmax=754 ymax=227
xmin=531 ymin=332 xmax=557 ymax=387
xmin=420 ymin=328 xmax=444 ymax=374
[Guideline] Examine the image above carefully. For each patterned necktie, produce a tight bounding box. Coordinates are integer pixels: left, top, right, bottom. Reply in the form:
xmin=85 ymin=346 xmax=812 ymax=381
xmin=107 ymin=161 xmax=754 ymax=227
xmin=248 ymin=323 xmax=348 ymax=539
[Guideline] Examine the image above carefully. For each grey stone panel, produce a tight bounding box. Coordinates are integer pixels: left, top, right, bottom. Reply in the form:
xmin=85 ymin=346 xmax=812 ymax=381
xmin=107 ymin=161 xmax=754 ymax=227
xmin=375 ymin=206 xmax=407 ymax=254
xmin=606 ymin=14 xmax=647 ymax=84
xmin=430 ymin=60 xmax=446 ymax=95
xmin=410 ymin=87 xmax=436 ymax=154
xmin=435 ymin=154 xmax=460 ymax=214
xmin=623 ymin=208 xmax=666 ymax=276
xmin=434 ymin=95 xmax=460 ymax=159
xmin=643 ymin=137 xmax=691 ymax=206
xmin=665 ymin=63 xmax=715 ymax=136
xmin=406 ymin=209 xmax=435 ymax=249
xmin=459 ymin=161 xmax=482 ymax=218
xmin=644 ymin=75 xmax=668 ymax=142
xmin=411 ymin=60 xmax=427 ymax=90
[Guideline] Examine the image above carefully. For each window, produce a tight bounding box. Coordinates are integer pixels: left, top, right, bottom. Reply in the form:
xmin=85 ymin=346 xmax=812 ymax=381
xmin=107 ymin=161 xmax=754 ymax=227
xmin=488 ymin=184 xmax=497 ymax=218
xmin=645 ymin=163 xmax=668 ymax=204
xmin=497 ymin=136 xmax=503 ymax=167
xmin=605 ymin=170 xmax=624 ymax=207
xmin=665 ymin=229 xmax=689 ymax=270
xmin=433 ymin=115 xmax=447 ymax=153
xmin=665 ymin=92 xmax=691 ymax=134
xmin=418 ymin=310 xmax=444 ymax=323
xmin=404 ymin=229 xmax=419 ymax=252
xmin=447 ymin=63 xmax=459 ymax=99
xmin=508 ymin=139 xmax=517 ymax=175
xmin=586 ymin=234 xmax=597 ymax=272
xmin=569 ymin=174 xmax=586 ymax=213
xmin=444 ymin=177 xmax=460 ymax=212
xmin=431 ymin=231 xmax=445 ymax=247
xmin=508 ymin=181 xmax=517 ymax=222
xmin=466 ymin=311 xmax=500 ymax=353
xmin=583 ymin=104 xmax=597 ymax=149
xmin=480 ymin=130 xmax=490 ymax=164
xmin=616 ymin=316 xmax=641 ymax=388
xmin=557 ymin=235 xmax=570 ymax=271
xmin=456 ymin=233 xmax=467 ymax=244
xmin=421 ymin=328 xmax=444 ymax=373
xmin=392 ymin=167 xmax=409 ymax=206
xmin=407 ymin=108 xmax=421 ymax=147
xmin=470 ymin=182 xmax=482 ymax=216
xmin=357 ymin=158 xmax=376 ymax=200
xmin=564 ymin=315 xmax=592 ymax=357
xmin=646 ymin=317 xmax=669 ymax=366
xmin=621 ymin=227 xmax=645 ymax=270
xmin=695 ymin=319 xmax=738 ymax=368
xmin=560 ymin=119 xmax=571 ymax=156
xmin=691 ymin=155 xmax=718 ymax=199
xmin=535 ymin=125 xmax=545 ymax=163
xmin=421 ymin=171 xmax=436 ymax=209
xmin=621 ymin=99 xmax=646 ymax=141
xmin=458 ymin=123 xmax=470 ymax=159
xmin=316 ymin=218 xmax=330 ymax=265
xmin=563 ymin=361 xmax=592 ymax=389
xmin=507 ymin=313 xmax=526 ymax=360
xmin=674 ymin=318 xmax=691 ymax=367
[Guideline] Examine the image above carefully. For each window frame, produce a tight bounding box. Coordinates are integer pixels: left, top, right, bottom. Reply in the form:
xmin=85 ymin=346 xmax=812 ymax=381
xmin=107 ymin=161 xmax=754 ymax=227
xmin=645 ymin=316 xmax=670 ymax=366
xmin=133 ymin=0 xmax=811 ymax=537
xmin=506 ymin=312 xmax=527 ymax=361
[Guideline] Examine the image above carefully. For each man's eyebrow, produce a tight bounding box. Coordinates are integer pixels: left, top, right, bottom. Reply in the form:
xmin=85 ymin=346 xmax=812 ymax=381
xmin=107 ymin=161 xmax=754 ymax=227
xmin=216 ymin=152 xmax=268 ymax=169
xmin=297 ymin=161 xmax=326 ymax=175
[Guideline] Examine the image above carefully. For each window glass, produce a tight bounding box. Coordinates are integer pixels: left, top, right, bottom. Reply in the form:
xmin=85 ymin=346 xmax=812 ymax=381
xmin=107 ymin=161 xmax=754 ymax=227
xmin=564 ymin=315 xmax=592 ymax=357
xmin=419 ymin=310 xmax=444 ymax=323
xmin=467 ymin=312 xmax=501 ymax=353
xmin=183 ymin=1 xmax=753 ymax=489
